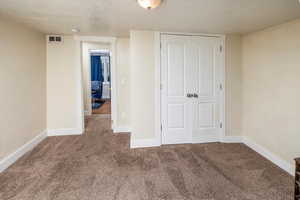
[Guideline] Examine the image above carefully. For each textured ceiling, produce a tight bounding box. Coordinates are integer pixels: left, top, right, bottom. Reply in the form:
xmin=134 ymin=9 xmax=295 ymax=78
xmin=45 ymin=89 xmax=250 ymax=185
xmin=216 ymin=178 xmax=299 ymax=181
xmin=0 ymin=0 xmax=300 ymax=36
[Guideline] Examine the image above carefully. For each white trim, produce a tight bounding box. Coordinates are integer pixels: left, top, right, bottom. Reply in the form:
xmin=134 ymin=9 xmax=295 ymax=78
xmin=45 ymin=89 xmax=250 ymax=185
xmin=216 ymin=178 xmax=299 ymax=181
xmin=155 ymin=32 xmax=226 ymax=146
xmin=84 ymin=110 xmax=90 ymax=116
xmin=160 ymin=32 xmax=224 ymax=38
xmin=130 ymin=135 xmax=294 ymax=175
xmin=192 ymin=136 xmax=221 ymax=144
xmin=74 ymin=39 xmax=85 ymax=134
xmin=154 ymin=32 xmax=162 ymax=146
xmin=221 ymin=136 xmax=244 ymax=143
xmin=219 ymin=35 xmax=226 ymax=141
xmin=47 ymin=128 xmax=83 ymax=136
xmin=243 ymin=137 xmax=294 ymax=176
xmin=0 ymin=130 xmax=47 ymax=173
xmin=110 ymin=41 xmax=117 ymax=130
xmin=113 ymin=127 xmax=131 ymax=133
xmin=74 ymin=35 xmax=117 ymax=131
xmin=130 ymin=138 xmax=161 ymax=149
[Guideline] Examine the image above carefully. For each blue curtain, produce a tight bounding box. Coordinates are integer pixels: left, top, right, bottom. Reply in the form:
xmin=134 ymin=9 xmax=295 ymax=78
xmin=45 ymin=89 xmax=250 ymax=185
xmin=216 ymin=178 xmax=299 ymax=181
xmin=91 ymin=56 xmax=103 ymax=81
xmin=91 ymin=55 xmax=103 ymax=99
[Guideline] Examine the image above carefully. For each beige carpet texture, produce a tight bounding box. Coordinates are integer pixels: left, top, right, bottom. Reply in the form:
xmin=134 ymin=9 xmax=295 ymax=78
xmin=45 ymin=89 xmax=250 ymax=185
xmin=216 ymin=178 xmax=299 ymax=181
xmin=0 ymin=116 xmax=294 ymax=200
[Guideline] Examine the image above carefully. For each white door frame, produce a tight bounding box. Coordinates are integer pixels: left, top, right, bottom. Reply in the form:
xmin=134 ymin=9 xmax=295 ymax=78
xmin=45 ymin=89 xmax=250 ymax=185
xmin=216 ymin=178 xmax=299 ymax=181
xmin=154 ymin=32 xmax=226 ymax=146
xmin=74 ymin=36 xmax=118 ymax=131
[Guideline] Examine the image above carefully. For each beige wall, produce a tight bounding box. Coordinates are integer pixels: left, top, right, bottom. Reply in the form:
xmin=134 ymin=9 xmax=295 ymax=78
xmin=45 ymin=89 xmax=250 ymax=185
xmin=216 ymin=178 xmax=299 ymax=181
xmin=47 ymin=36 xmax=130 ymax=131
xmin=82 ymin=42 xmax=110 ymax=115
xmin=47 ymin=36 xmax=82 ymax=131
xmin=0 ymin=19 xmax=46 ymax=159
xmin=129 ymin=31 xmax=242 ymax=140
xmin=130 ymin=31 xmax=156 ymax=140
xmin=128 ymin=27 xmax=299 ymax=172
xmin=116 ymin=38 xmax=131 ymax=128
xmin=225 ymin=35 xmax=242 ymax=136
xmin=241 ymin=19 xmax=300 ymax=165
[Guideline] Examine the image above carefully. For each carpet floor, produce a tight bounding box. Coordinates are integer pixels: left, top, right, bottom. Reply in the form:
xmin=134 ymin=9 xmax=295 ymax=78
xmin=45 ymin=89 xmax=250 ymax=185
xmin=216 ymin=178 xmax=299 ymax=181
xmin=0 ymin=116 xmax=294 ymax=200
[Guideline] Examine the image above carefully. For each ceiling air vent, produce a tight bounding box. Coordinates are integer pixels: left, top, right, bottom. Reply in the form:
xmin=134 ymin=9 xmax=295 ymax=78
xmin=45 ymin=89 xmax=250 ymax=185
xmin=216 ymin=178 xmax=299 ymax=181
xmin=47 ymin=35 xmax=63 ymax=43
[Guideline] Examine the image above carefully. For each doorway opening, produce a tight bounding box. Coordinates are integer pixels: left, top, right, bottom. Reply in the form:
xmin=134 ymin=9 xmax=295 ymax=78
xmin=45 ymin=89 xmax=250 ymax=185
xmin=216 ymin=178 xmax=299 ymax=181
xmin=81 ymin=42 xmax=112 ymax=117
xmin=90 ymin=49 xmax=111 ymax=115
xmin=76 ymin=36 xmax=117 ymax=132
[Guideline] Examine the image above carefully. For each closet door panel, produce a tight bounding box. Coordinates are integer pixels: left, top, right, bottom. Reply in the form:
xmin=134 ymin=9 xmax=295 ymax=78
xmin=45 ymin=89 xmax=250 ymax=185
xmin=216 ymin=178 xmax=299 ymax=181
xmin=161 ymin=35 xmax=192 ymax=144
xmin=161 ymin=34 xmax=222 ymax=145
xmin=191 ymin=37 xmax=221 ymax=143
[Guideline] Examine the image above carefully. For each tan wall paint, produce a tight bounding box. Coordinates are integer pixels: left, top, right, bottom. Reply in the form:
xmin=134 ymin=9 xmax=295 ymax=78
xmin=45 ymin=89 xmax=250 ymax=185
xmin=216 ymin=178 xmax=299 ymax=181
xmin=47 ymin=36 xmax=130 ymax=131
xmin=225 ymin=35 xmax=242 ymax=136
xmin=0 ymin=19 xmax=46 ymax=159
xmin=129 ymin=31 xmax=241 ymax=140
xmin=116 ymin=38 xmax=130 ymax=128
xmin=82 ymin=42 xmax=110 ymax=115
xmin=130 ymin=31 xmax=155 ymax=139
xmin=242 ymin=19 xmax=300 ymax=165
xmin=46 ymin=36 xmax=82 ymax=131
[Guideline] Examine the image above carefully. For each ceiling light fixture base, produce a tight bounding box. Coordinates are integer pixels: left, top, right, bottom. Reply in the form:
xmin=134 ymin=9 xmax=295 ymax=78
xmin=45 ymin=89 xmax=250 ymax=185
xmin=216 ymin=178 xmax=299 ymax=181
xmin=137 ymin=0 xmax=162 ymax=10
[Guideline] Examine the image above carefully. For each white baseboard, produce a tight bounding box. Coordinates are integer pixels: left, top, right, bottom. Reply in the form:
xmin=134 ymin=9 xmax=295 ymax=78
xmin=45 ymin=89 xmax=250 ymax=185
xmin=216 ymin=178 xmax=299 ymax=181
xmin=0 ymin=130 xmax=47 ymax=173
xmin=47 ymin=128 xmax=83 ymax=136
xmin=192 ymin=135 xmax=219 ymax=144
xmin=221 ymin=136 xmax=244 ymax=143
xmin=130 ymin=138 xmax=161 ymax=149
xmin=243 ymin=137 xmax=294 ymax=176
xmin=113 ymin=127 xmax=131 ymax=133
xmin=130 ymin=134 xmax=294 ymax=175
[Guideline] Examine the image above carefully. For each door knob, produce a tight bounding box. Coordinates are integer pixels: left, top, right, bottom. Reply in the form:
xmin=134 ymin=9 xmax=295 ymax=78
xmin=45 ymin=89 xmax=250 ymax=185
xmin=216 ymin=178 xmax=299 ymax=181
xmin=193 ymin=93 xmax=198 ymax=98
xmin=186 ymin=93 xmax=193 ymax=98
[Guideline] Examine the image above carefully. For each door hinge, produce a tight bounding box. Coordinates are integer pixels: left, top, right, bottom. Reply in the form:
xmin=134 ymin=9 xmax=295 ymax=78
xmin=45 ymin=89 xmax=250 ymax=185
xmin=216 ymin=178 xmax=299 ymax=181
xmin=220 ymin=45 xmax=223 ymax=52
xmin=160 ymin=84 xmax=163 ymax=90
xmin=160 ymin=43 xmax=162 ymax=49
xmin=219 ymin=83 xmax=223 ymax=91
xmin=161 ymin=124 xmax=162 ymax=131
xmin=220 ymin=122 xmax=223 ymax=129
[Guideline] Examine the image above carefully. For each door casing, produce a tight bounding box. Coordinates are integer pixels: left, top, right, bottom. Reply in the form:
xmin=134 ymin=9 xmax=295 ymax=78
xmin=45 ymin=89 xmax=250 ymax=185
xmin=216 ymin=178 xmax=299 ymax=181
xmin=74 ymin=36 xmax=117 ymax=132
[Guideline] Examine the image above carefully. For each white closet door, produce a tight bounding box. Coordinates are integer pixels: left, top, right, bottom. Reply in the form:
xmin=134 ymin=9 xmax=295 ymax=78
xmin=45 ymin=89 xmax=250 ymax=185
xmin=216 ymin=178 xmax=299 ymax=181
xmin=161 ymin=35 xmax=192 ymax=144
xmin=190 ymin=37 xmax=222 ymax=143
xmin=161 ymin=34 xmax=222 ymax=145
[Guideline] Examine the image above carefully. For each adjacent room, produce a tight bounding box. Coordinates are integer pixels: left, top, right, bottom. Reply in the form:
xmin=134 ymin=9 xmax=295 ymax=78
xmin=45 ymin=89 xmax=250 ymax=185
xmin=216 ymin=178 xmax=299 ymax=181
xmin=90 ymin=50 xmax=111 ymax=115
xmin=82 ymin=42 xmax=112 ymax=115
xmin=0 ymin=0 xmax=300 ymax=200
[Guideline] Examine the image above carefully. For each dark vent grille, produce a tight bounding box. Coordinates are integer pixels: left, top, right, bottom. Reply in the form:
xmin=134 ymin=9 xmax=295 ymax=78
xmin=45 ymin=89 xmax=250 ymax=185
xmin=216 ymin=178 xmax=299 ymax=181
xmin=48 ymin=35 xmax=63 ymax=43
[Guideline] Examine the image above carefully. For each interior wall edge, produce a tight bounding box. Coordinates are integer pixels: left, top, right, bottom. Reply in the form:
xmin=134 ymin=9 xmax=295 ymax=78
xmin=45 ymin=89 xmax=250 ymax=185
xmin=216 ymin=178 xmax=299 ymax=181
xmin=240 ymin=18 xmax=300 ymax=173
xmin=225 ymin=34 xmax=243 ymax=137
xmin=0 ymin=130 xmax=47 ymax=173
xmin=113 ymin=127 xmax=131 ymax=133
xmin=130 ymin=137 xmax=161 ymax=149
xmin=47 ymin=128 xmax=83 ymax=136
xmin=0 ymin=18 xmax=47 ymax=164
xmin=129 ymin=134 xmax=294 ymax=176
xmin=241 ymin=18 xmax=300 ymax=37
xmin=243 ymin=136 xmax=295 ymax=176
xmin=0 ymin=15 xmax=46 ymax=35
